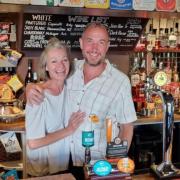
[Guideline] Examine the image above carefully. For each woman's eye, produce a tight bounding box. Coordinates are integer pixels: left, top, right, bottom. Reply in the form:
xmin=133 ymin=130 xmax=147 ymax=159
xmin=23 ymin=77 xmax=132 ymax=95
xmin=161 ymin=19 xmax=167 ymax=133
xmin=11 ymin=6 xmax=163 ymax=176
xmin=51 ymin=60 xmax=57 ymax=63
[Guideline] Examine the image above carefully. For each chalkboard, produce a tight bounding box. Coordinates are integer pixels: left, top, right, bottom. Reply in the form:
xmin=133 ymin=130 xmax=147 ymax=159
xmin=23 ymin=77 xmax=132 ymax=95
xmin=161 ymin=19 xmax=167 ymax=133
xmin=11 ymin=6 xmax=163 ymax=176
xmin=22 ymin=13 xmax=148 ymax=51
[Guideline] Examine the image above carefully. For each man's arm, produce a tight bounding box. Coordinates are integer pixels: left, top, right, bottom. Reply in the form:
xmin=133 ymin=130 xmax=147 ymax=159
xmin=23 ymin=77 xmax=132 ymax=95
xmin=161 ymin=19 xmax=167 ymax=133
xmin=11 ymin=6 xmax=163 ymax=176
xmin=118 ymin=122 xmax=134 ymax=151
xmin=26 ymin=83 xmax=45 ymax=105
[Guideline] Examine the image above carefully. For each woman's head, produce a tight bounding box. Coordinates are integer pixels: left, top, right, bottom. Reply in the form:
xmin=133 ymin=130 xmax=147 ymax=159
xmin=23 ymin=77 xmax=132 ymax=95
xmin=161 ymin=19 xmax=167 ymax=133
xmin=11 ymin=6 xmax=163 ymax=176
xmin=38 ymin=37 xmax=72 ymax=81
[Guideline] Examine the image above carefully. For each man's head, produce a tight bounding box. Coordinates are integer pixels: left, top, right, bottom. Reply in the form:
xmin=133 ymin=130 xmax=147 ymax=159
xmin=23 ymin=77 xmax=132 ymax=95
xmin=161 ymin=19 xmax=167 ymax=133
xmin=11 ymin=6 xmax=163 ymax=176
xmin=79 ymin=22 xmax=110 ymax=67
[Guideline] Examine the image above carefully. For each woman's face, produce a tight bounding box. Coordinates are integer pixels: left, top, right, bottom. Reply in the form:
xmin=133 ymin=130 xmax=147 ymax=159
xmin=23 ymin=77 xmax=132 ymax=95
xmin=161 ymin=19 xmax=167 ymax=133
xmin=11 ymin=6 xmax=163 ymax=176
xmin=46 ymin=48 xmax=70 ymax=81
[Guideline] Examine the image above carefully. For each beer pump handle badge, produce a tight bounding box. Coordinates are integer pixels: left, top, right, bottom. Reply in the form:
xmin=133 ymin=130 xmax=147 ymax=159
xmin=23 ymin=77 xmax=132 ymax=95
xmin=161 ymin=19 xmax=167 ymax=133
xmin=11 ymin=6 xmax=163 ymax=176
xmin=153 ymin=71 xmax=168 ymax=87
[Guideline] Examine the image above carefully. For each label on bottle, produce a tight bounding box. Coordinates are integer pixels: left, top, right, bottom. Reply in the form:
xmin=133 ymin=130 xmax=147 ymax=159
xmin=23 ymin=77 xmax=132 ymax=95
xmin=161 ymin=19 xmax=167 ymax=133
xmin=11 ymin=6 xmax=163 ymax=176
xmin=110 ymin=0 xmax=132 ymax=10
xmin=133 ymin=0 xmax=155 ymax=11
xmin=169 ymin=34 xmax=177 ymax=48
xmin=131 ymin=74 xmax=140 ymax=87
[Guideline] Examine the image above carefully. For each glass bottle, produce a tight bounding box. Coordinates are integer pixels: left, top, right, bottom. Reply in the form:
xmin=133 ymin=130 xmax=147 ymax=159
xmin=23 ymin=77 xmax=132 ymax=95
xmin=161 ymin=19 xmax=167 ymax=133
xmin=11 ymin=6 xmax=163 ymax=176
xmin=25 ymin=59 xmax=33 ymax=86
xmin=172 ymin=53 xmax=179 ymax=82
xmin=130 ymin=53 xmax=141 ymax=88
xmin=169 ymin=28 xmax=177 ymax=48
xmin=159 ymin=28 xmax=166 ymax=48
xmin=130 ymin=53 xmax=141 ymax=107
xmin=164 ymin=52 xmax=172 ymax=84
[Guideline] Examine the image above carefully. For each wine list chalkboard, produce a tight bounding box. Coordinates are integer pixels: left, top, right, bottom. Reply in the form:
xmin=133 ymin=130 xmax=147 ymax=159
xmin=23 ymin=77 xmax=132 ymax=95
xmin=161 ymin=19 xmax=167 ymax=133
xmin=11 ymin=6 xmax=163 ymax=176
xmin=22 ymin=13 xmax=148 ymax=51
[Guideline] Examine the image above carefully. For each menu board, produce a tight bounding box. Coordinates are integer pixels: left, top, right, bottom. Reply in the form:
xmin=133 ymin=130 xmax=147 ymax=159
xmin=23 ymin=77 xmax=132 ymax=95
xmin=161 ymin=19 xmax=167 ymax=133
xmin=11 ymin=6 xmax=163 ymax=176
xmin=22 ymin=13 xmax=148 ymax=51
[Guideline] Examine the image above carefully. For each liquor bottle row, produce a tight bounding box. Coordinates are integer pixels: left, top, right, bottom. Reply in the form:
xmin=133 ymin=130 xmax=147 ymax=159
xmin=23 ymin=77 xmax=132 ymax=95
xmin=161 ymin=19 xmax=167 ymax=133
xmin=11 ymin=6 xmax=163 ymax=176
xmin=129 ymin=51 xmax=180 ymax=116
xmin=136 ymin=18 xmax=180 ymax=51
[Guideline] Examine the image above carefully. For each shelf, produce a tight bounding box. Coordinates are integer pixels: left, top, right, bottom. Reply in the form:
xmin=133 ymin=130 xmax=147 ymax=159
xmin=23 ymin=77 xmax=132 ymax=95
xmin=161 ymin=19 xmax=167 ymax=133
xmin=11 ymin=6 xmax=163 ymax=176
xmin=0 ymin=118 xmax=25 ymax=132
xmin=134 ymin=47 xmax=180 ymax=53
xmin=0 ymin=160 xmax=23 ymax=171
xmin=0 ymin=4 xmax=180 ymax=18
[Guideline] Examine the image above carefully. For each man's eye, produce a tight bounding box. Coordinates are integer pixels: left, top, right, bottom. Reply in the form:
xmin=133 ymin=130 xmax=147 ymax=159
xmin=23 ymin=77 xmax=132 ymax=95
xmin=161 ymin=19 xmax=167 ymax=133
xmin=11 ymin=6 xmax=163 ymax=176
xmin=63 ymin=58 xmax=68 ymax=62
xmin=87 ymin=39 xmax=92 ymax=43
xmin=99 ymin=41 xmax=106 ymax=46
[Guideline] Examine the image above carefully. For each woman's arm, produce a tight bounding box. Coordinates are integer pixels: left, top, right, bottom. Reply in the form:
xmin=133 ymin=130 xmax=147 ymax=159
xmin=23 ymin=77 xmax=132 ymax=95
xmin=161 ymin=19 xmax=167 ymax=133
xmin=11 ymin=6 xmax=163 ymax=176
xmin=27 ymin=111 xmax=85 ymax=149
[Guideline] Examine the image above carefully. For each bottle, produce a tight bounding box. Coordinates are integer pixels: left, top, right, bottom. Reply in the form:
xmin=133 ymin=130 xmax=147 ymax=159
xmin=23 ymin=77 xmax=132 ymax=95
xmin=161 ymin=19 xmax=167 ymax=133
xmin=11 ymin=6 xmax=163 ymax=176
xmin=130 ymin=53 xmax=141 ymax=88
xmin=139 ymin=52 xmax=146 ymax=82
xmin=169 ymin=28 xmax=177 ymax=48
xmin=172 ymin=54 xmax=179 ymax=82
xmin=164 ymin=52 xmax=172 ymax=84
xmin=176 ymin=23 xmax=180 ymax=48
xmin=25 ymin=59 xmax=33 ymax=86
xmin=146 ymin=24 xmax=156 ymax=51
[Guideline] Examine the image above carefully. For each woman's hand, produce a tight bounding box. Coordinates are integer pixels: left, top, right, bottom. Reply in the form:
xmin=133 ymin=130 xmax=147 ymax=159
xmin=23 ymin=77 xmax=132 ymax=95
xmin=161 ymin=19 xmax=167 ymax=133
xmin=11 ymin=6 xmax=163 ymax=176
xmin=26 ymin=83 xmax=45 ymax=106
xmin=66 ymin=110 xmax=85 ymax=134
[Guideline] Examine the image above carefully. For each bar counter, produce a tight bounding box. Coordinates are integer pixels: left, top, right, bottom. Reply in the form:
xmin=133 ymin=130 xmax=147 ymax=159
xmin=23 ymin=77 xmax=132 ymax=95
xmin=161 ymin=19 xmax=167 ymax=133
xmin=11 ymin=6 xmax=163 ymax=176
xmin=22 ymin=172 xmax=156 ymax=180
xmin=1 ymin=114 xmax=180 ymax=179
xmin=134 ymin=113 xmax=180 ymax=125
xmin=1 ymin=113 xmax=180 ymax=131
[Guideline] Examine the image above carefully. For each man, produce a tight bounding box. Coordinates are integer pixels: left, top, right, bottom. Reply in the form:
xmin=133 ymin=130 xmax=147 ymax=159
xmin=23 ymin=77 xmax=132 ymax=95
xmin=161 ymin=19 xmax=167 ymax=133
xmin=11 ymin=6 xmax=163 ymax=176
xmin=26 ymin=22 xmax=137 ymax=179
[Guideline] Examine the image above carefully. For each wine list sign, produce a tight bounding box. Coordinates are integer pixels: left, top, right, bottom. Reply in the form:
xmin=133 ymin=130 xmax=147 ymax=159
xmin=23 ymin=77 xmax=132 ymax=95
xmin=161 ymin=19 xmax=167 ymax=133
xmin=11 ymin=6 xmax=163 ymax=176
xmin=22 ymin=13 xmax=148 ymax=51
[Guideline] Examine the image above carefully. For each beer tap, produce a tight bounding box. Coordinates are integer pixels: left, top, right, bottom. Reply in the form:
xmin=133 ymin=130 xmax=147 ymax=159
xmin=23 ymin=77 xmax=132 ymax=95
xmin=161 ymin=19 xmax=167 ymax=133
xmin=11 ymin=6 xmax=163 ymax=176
xmin=145 ymin=75 xmax=179 ymax=178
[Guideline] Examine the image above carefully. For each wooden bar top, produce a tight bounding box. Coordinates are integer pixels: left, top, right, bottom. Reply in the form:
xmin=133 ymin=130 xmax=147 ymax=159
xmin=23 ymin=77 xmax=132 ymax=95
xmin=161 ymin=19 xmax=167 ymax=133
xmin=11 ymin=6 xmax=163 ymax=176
xmin=22 ymin=173 xmax=75 ymax=180
xmin=0 ymin=113 xmax=180 ymax=132
xmin=132 ymin=173 xmax=155 ymax=180
xmin=134 ymin=113 xmax=180 ymax=126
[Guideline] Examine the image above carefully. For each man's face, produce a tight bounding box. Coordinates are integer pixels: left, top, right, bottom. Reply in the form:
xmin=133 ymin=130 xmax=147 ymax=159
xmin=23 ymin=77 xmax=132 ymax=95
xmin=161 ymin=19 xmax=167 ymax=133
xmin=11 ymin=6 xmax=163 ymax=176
xmin=79 ymin=26 xmax=110 ymax=66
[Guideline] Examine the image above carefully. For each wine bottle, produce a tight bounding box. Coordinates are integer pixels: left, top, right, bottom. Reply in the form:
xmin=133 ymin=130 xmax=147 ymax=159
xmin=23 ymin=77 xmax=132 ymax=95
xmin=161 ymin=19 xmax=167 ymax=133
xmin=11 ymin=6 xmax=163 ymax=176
xmin=25 ymin=59 xmax=33 ymax=86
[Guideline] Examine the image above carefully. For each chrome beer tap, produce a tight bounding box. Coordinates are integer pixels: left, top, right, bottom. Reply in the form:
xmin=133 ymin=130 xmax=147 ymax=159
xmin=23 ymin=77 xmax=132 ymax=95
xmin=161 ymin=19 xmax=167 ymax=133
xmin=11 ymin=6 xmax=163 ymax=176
xmin=145 ymin=76 xmax=179 ymax=178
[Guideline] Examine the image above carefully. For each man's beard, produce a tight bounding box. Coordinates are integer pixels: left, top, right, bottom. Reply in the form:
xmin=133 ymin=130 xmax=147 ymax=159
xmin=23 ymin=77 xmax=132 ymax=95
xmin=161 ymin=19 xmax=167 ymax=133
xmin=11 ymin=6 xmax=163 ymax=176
xmin=85 ymin=58 xmax=102 ymax=67
xmin=83 ymin=53 xmax=105 ymax=67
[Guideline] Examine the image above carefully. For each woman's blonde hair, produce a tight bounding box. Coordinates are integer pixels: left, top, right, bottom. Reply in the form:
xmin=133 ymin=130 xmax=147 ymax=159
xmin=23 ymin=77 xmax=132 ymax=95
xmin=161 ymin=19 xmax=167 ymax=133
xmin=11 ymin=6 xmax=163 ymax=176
xmin=38 ymin=37 xmax=72 ymax=81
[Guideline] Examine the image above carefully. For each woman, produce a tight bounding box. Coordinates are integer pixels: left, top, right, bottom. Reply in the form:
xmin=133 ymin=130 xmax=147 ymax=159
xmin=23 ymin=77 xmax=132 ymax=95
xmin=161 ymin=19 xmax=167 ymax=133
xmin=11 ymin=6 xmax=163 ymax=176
xmin=25 ymin=37 xmax=85 ymax=177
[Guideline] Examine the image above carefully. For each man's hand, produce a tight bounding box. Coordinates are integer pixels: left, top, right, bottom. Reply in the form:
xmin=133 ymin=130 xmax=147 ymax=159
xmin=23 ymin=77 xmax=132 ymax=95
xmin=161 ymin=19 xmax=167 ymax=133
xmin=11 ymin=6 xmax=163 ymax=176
xmin=26 ymin=83 xmax=45 ymax=106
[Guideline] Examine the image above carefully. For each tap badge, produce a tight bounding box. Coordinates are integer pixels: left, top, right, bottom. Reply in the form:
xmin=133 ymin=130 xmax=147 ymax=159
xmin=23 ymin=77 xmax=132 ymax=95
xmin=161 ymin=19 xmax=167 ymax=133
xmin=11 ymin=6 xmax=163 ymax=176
xmin=153 ymin=71 xmax=168 ymax=87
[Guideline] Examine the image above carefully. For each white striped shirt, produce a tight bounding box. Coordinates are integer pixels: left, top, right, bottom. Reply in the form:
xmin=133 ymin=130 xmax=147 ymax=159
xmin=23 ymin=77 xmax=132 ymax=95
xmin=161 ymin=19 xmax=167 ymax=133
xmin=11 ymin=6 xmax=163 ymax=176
xmin=66 ymin=59 xmax=137 ymax=166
